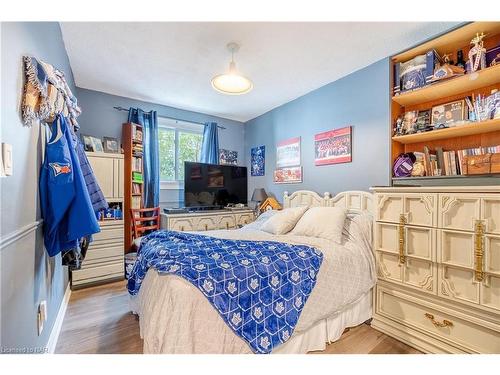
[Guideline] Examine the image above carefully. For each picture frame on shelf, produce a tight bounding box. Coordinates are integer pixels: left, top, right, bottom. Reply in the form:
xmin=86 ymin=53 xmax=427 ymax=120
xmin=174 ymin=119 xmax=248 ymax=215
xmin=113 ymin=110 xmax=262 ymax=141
xmin=81 ymin=134 xmax=94 ymax=152
xmin=431 ymin=99 xmax=466 ymax=128
xmin=90 ymin=136 xmax=104 ymax=152
xmin=103 ymin=137 xmax=120 ymax=153
xmin=402 ymin=111 xmax=419 ymax=134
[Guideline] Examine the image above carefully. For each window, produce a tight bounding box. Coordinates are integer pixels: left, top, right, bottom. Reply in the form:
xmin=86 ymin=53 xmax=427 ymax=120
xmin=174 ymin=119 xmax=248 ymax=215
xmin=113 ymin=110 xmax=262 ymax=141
xmin=158 ymin=118 xmax=203 ymax=183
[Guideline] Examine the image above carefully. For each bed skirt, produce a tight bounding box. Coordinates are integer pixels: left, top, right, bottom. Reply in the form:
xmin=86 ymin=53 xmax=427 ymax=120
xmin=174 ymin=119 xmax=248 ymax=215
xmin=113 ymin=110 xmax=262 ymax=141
xmin=130 ymin=286 xmax=372 ymax=354
xmin=273 ymin=290 xmax=372 ymax=354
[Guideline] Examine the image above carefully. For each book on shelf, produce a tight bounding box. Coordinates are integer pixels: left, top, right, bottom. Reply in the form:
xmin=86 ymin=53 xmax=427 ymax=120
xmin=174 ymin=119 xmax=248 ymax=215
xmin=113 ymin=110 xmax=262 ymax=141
xmin=435 ymin=147 xmax=445 ymax=176
xmin=410 ymin=144 xmax=500 ymax=177
xmin=132 ymin=183 xmax=142 ymax=194
xmin=132 ymin=156 xmax=143 ymax=172
xmin=132 ymin=171 xmax=143 ymax=183
xmin=131 ymin=196 xmax=142 ymax=209
xmin=423 ymin=146 xmax=435 ymax=176
xmin=132 ymin=125 xmax=143 ymax=143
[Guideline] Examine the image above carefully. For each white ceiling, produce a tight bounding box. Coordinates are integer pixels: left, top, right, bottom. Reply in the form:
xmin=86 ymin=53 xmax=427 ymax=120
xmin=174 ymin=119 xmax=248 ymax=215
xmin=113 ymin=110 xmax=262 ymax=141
xmin=60 ymin=22 xmax=457 ymax=123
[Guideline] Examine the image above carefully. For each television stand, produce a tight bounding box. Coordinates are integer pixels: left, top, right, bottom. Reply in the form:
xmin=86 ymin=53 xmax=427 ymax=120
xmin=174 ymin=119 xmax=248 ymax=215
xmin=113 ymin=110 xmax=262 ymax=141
xmin=161 ymin=208 xmax=254 ymax=232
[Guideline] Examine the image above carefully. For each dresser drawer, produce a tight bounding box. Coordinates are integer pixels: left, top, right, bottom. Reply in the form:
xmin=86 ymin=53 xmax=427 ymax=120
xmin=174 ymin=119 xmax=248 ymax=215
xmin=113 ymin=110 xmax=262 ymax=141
xmin=481 ymin=195 xmax=500 ymax=235
xmin=196 ymin=217 xmax=218 ymax=231
xmin=218 ymin=215 xmax=237 ymax=229
xmin=168 ymin=218 xmax=195 ymax=231
xmin=439 ymin=194 xmax=481 ymax=232
xmin=236 ymin=212 xmax=254 ymax=226
xmin=72 ymin=260 xmax=124 ymax=284
xmin=93 ymin=224 xmax=124 ymax=242
xmin=84 ymin=242 xmax=124 ymax=264
xmin=376 ymin=286 xmax=500 ymax=353
xmin=377 ymin=193 xmax=437 ymax=227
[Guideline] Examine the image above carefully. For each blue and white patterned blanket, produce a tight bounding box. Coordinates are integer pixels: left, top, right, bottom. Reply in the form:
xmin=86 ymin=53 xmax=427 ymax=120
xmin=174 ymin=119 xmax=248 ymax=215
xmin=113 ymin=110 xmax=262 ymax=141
xmin=127 ymin=230 xmax=323 ymax=353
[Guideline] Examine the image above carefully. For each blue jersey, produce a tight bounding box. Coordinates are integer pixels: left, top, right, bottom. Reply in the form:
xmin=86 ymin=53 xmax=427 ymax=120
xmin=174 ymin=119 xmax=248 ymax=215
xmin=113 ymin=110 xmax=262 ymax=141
xmin=39 ymin=114 xmax=100 ymax=257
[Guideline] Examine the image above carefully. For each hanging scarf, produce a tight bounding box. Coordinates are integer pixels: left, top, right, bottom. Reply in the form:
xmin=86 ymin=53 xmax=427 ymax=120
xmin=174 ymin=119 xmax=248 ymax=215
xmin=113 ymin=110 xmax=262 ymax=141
xmin=21 ymin=56 xmax=81 ymax=128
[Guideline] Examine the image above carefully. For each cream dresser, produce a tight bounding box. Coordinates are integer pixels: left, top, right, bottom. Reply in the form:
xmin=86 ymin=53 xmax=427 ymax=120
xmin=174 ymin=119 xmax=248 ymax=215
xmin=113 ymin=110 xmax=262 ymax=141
xmin=71 ymin=152 xmax=125 ymax=289
xmin=371 ymin=186 xmax=500 ymax=353
xmin=161 ymin=209 xmax=254 ymax=231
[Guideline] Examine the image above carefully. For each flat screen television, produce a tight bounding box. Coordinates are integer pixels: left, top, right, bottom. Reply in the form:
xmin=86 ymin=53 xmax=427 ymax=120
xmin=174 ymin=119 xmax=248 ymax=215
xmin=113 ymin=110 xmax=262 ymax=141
xmin=184 ymin=162 xmax=248 ymax=209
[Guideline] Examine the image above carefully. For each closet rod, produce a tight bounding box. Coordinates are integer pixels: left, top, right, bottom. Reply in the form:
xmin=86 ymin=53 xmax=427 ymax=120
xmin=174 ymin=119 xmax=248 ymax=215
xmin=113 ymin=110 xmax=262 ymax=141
xmin=113 ymin=106 xmax=226 ymax=129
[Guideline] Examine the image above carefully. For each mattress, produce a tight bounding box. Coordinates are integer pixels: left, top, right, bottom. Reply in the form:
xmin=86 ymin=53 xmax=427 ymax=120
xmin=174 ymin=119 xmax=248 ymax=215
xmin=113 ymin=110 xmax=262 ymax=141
xmin=131 ymin=216 xmax=376 ymax=354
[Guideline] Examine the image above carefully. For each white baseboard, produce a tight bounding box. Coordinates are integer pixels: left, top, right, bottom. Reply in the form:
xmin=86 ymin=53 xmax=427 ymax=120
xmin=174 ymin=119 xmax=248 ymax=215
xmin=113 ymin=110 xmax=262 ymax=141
xmin=46 ymin=283 xmax=71 ymax=354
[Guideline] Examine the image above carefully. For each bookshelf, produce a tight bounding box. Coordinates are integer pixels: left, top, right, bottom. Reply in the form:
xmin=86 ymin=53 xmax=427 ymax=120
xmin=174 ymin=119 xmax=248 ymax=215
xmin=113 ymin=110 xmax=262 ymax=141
xmin=390 ymin=22 xmax=500 ymax=186
xmin=122 ymin=122 xmax=144 ymax=252
xmin=392 ymin=118 xmax=500 ymax=144
xmin=392 ymin=64 xmax=500 ymax=107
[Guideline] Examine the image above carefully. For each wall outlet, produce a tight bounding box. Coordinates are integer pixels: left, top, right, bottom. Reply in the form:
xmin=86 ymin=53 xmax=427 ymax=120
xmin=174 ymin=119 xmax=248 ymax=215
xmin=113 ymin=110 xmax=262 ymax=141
xmin=37 ymin=300 xmax=47 ymax=336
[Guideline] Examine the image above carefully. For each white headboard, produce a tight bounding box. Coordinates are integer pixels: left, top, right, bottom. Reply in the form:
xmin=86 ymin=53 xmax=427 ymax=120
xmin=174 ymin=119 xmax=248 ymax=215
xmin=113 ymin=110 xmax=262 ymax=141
xmin=283 ymin=190 xmax=373 ymax=216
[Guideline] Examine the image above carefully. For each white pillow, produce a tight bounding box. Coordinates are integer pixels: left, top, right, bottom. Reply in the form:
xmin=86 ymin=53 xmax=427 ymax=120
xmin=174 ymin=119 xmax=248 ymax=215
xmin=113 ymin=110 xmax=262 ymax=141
xmin=291 ymin=206 xmax=347 ymax=243
xmin=260 ymin=206 xmax=309 ymax=235
xmin=242 ymin=210 xmax=278 ymax=230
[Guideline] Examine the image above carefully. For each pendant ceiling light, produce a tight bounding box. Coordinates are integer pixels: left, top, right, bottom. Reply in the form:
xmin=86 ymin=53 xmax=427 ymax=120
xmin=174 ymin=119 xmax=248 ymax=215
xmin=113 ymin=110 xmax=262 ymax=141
xmin=211 ymin=42 xmax=253 ymax=95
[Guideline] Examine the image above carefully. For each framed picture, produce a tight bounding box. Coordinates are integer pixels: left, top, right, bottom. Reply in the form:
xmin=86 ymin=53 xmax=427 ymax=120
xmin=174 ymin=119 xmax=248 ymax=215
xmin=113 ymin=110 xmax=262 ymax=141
xmin=402 ymin=111 xmax=419 ymax=134
xmin=276 ymin=137 xmax=301 ymax=168
xmin=103 ymin=137 xmax=119 ymax=153
xmin=251 ymin=145 xmax=265 ymax=176
xmin=81 ymin=134 xmax=94 ymax=152
xmin=274 ymin=166 xmax=302 ymax=184
xmin=219 ymin=149 xmax=238 ymax=165
xmin=431 ymin=99 xmax=466 ymax=127
xmin=314 ymin=126 xmax=352 ymax=166
xmin=90 ymin=136 xmax=104 ymax=152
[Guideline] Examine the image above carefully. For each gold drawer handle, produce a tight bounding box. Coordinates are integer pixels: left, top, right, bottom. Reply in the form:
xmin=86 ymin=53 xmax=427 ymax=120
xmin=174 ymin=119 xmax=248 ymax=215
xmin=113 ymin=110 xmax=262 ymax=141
xmin=205 ymin=224 xmax=208 ymax=230
xmin=424 ymin=313 xmax=453 ymax=328
xmin=226 ymin=222 xmax=229 ymax=229
xmin=474 ymin=220 xmax=484 ymax=282
xmin=398 ymin=214 xmax=406 ymax=264
xmin=181 ymin=226 xmax=185 ymax=231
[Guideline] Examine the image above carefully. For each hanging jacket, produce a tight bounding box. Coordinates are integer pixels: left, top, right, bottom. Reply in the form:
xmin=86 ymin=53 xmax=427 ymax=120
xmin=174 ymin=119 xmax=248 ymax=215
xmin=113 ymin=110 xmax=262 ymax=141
xmin=39 ymin=114 xmax=100 ymax=257
xmin=74 ymin=131 xmax=108 ymax=212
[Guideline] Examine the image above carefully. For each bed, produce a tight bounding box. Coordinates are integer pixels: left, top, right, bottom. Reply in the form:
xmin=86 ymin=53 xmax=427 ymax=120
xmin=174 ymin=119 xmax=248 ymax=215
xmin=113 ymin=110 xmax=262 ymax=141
xmin=129 ymin=190 xmax=376 ymax=354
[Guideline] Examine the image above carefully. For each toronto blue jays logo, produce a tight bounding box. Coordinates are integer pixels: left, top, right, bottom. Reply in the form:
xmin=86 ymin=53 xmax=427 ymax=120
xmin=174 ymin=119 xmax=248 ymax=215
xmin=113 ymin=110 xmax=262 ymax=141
xmin=49 ymin=162 xmax=71 ymax=176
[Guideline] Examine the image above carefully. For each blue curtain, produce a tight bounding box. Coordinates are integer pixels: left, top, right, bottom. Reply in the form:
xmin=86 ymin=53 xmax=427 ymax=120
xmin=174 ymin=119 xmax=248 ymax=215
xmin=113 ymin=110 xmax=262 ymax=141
xmin=128 ymin=108 xmax=159 ymax=208
xmin=200 ymin=122 xmax=219 ymax=164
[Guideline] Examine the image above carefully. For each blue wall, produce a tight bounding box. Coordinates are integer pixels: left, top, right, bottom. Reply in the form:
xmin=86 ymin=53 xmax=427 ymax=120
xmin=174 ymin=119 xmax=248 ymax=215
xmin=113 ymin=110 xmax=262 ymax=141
xmin=1 ymin=22 xmax=72 ymax=352
xmin=244 ymin=58 xmax=391 ymax=201
xmin=75 ymin=88 xmax=245 ymax=207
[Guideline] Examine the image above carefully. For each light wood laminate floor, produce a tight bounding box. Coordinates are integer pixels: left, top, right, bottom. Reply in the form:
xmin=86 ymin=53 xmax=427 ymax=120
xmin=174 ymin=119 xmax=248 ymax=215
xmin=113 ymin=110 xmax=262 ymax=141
xmin=56 ymin=281 xmax=421 ymax=354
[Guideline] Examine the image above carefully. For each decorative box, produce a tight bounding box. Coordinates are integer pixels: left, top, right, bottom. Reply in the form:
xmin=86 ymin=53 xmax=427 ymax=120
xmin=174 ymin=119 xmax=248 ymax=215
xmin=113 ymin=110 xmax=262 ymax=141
xmin=394 ymin=49 xmax=441 ymax=94
xmin=486 ymin=43 xmax=500 ymax=67
xmin=462 ymin=153 xmax=500 ymax=175
xmin=100 ymin=208 xmax=123 ymax=220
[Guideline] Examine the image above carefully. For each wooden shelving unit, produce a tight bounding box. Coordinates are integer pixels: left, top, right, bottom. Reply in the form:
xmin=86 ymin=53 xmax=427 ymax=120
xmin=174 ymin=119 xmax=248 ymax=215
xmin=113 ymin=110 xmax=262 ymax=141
xmin=122 ymin=122 xmax=144 ymax=252
xmin=392 ymin=64 xmax=500 ymax=107
xmin=390 ymin=22 xmax=500 ymax=186
xmin=393 ymin=174 xmax=500 ymax=187
xmin=392 ymin=118 xmax=500 ymax=144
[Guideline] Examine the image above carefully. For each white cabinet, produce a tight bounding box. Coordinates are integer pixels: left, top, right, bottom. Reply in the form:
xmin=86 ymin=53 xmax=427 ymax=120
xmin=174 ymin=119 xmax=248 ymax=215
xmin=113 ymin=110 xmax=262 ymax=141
xmin=87 ymin=152 xmax=124 ymax=200
xmin=71 ymin=152 xmax=125 ymax=289
xmin=161 ymin=209 xmax=255 ymax=232
xmin=372 ymin=186 xmax=500 ymax=353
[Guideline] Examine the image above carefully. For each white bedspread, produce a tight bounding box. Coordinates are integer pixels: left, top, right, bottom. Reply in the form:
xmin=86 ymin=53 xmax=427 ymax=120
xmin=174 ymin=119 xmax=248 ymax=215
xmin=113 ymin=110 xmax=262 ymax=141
xmin=132 ymin=216 xmax=376 ymax=354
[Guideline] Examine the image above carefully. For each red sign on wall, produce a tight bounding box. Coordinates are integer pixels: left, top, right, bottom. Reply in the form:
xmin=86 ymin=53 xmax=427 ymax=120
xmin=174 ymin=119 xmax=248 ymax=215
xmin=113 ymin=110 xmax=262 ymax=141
xmin=314 ymin=126 xmax=352 ymax=166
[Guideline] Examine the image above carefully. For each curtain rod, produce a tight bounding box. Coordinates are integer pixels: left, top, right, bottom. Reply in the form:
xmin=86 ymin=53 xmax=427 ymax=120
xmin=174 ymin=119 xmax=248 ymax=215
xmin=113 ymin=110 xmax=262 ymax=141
xmin=113 ymin=106 xmax=226 ymax=130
